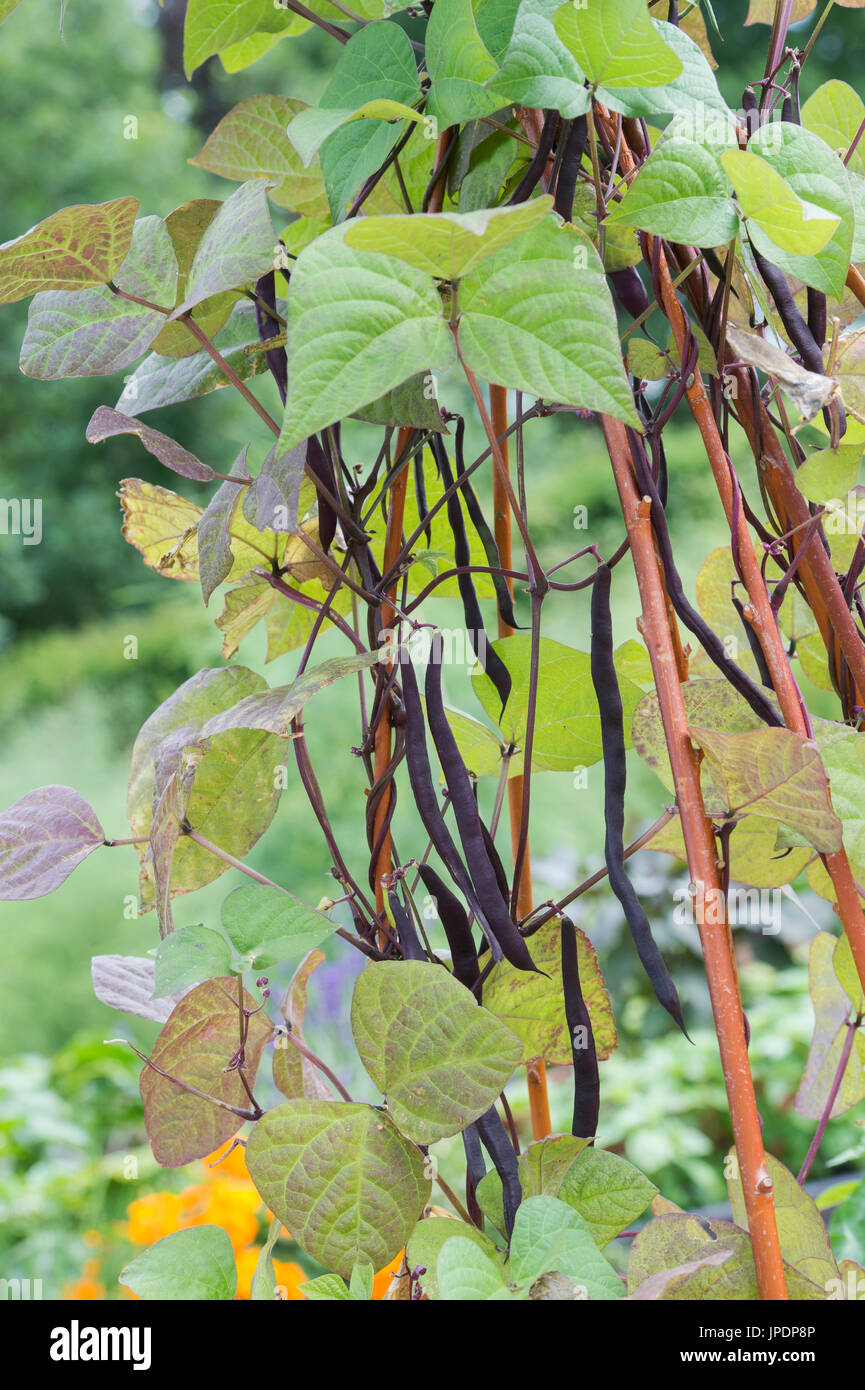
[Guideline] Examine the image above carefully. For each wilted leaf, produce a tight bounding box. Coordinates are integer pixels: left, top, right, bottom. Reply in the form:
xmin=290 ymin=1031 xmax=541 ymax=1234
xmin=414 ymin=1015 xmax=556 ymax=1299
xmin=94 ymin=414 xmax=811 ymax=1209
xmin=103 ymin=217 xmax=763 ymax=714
xmin=87 ymin=406 xmax=215 ymax=482
xmin=273 ymin=950 xmax=333 ymax=1101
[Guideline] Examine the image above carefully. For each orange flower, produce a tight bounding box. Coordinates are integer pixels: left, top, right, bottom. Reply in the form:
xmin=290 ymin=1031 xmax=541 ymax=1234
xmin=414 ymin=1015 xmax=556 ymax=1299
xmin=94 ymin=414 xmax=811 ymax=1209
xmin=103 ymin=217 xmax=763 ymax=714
xmin=180 ymin=1177 xmax=261 ymax=1251
xmin=233 ymin=1246 xmax=308 ymax=1300
xmin=63 ymin=1259 xmax=105 ymax=1301
xmin=124 ymin=1191 xmax=186 ymax=1246
xmin=201 ymin=1139 xmax=251 ymax=1182
xmin=372 ymin=1251 xmax=406 ymax=1300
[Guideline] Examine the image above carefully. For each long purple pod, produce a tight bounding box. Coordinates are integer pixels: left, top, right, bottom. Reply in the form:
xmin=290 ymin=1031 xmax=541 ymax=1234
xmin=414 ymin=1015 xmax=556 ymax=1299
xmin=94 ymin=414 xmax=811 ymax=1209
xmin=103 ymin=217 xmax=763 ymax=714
xmin=424 ymin=635 xmax=538 ymax=973
xmin=400 ymin=649 xmax=503 ymax=963
xmin=590 ymin=565 xmax=689 ymax=1034
xmin=416 ymin=862 xmax=480 ymax=990
xmin=475 ymin=1107 xmax=522 ymax=1240
xmin=560 ymin=914 xmax=599 ymax=1140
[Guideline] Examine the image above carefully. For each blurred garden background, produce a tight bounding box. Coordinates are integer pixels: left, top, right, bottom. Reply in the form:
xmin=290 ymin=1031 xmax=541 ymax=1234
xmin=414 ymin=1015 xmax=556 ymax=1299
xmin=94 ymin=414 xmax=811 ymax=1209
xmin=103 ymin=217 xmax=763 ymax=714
xmin=2 ymin=0 xmax=865 ymax=1299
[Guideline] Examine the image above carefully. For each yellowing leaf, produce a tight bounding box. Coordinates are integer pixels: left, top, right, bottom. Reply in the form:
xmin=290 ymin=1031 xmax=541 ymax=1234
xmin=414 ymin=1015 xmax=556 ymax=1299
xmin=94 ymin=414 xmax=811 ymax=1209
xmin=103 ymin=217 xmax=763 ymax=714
xmin=0 ymin=197 xmax=138 ymax=303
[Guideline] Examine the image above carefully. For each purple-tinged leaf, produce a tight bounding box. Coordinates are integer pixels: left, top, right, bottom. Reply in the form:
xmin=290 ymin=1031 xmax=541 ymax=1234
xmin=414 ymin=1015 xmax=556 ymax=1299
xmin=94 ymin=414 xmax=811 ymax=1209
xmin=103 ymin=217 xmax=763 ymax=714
xmin=116 ymin=302 xmax=268 ymax=414
xmin=200 ymin=652 xmax=383 ymax=738
xmin=174 ymin=181 xmax=277 ymax=315
xmin=241 ymin=442 xmax=307 ymax=534
xmin=91 ymin=954 xmax=185 ymax=1024
xmin=628 ymin=1249 xmax=734 ymax=1300
xmin=141 ymin=977 xmax=273 ymax=1168
xmin=0 ymin=785 xmax=104 ymax=900
xmin=0 ymin=196 xmax=138 ymax=303
xmin=86 ymin=406 xmax=215 ymax=482
xmin=198 ymin=448 xmax=250 ymax=604
xmin=20 ymin=217 xmax=178 ymax=380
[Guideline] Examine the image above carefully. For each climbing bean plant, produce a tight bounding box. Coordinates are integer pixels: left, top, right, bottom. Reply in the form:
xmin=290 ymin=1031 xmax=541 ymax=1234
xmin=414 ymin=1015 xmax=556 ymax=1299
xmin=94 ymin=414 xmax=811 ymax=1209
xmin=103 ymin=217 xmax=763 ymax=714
xmin=2 ymin=0 xmax=865 ymax=1303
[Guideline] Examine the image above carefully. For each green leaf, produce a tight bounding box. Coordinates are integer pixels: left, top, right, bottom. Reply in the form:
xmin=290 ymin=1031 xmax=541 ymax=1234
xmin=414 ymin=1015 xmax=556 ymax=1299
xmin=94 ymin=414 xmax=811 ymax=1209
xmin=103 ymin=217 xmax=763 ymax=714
xmin=802 ymin=79 xmax=865 ymax=177
xmin=406 ymin=1217 xmax=502 ymax=1300
xmin=0 ymin=1 xmax=24 ymax=24
xmin=127 ymin=666 xmax=285 ymax=909
xmin=344 ymin=200 xmax=554 ymax=281
xmin=273 ymin=950 xmax=334 ymax=1101
xmin=349 ymin=1260 xmax=375 ymax=1301
xmin=301 ymin=1273 xmax=354 ymax=1301
xmin=141 ymin=978 xmax=272 ymax=1167
xmin=153 ymin=924 xmax=232 ymax=995
xmin=458 ymin=218 xmax=640 ymax=424
xmin=288 ymin=101 xmax=423 ymax=168
xmin=794 ymin=932 xmax=865 ymax=1121
xmin=471 ymin=635 xmax=644 ymax=771
xmin=811 ymin=719 xmax=865 ymax=865
xmin=518 ymin=1134 xmax=591 ymax=1197
xmin=177 ymin=181 xmax=277 ymax=314
xmin=426 ymin=0 xmax=501 ymax=127
xmin=444 ymin=704 xmax=505 ymax=778
xmin=120 ymin=1226 xmax=237 ymax=1301
xmin=437 ymin=1236 xmax=516 ymax=1299
xmin=315 ymin=20 xmax=424 ymax=218
xmin=554 ymin=0 xmax=682 ymax=90
xmin=606 ymin=138 xmax=738 ymax=248
xmin=795 ymin=443 xmax=863 ymax=504
xmin=727 ymin=1152 xmax=840 ymax=1290
xmin=20 ymin=216 xmax=178 ymax=380
xmin=190 ymin=95 xmax=329 ymax=216
xmin=0 ymin=785 xmax=104 ymax=901
xmin=555 ymin=1148 xmax=657 ymax=1248
xmin=117 ymin=302 xmax=269 ymax=414
xmin=508 ymin=1196 xmax=624 ymax=1298
xmin=689 ymin=724 xmax=843 ymax=853
xmin=245 ymin=1100 xmax=431 ymax=1279
xmin=221 ymin=882 xmax=335 ymax=970
xmin=183 ymin=0 xmax=306 ymax=78
xmin=0 ymin=196 xmax=138 ymax=303
xmin=279 ymin=227 xmax=455 ymax=450
xmin=748 ymin=122 xmax=854 ymax=298
xmin=485 ymin=0 xmax=591 ymax=118
xmin=250 ymin=1216 xmax=282 ymax=1301
xmin=351 ymin=960 xmax=523 ymax=1143
xmin=483 ymin=919 xmax=617 ymax=1065
xmin=830 ymin=1184 xmax=865 ymax=1269
xmin=721 ymin=148 xmax=840 ymax=257
xmin=601 ymin=19 xmax=729 ymax=118
xmin=354 ymin=374 xmax=446 ymax=434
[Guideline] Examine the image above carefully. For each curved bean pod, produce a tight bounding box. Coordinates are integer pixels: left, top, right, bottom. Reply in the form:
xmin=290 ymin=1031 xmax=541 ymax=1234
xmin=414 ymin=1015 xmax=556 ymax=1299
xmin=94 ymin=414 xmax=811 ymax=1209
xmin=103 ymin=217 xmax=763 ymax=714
xmin=425 ymin=634 xmax=537 ymax=973
xmin=590 ymin=564 xmax=688 ymax=1034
